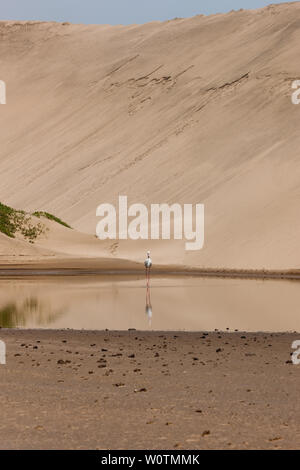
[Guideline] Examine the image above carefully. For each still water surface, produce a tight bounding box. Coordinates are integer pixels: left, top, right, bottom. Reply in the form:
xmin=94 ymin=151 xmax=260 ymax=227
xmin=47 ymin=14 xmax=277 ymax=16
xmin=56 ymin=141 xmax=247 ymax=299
xmin=0 ymin=275 xmax=299 ymax=331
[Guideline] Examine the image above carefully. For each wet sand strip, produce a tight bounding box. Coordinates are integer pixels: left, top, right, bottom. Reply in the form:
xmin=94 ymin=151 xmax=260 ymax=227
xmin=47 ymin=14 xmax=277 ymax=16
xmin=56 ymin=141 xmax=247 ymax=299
xmin=0 ymin=265 xmax=300 ymax=280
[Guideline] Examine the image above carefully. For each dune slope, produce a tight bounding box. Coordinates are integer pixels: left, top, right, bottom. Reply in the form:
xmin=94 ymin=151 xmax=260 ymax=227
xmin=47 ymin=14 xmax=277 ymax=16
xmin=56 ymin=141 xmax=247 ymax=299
xmin=0 ymin=3 xmax=300 ymax=269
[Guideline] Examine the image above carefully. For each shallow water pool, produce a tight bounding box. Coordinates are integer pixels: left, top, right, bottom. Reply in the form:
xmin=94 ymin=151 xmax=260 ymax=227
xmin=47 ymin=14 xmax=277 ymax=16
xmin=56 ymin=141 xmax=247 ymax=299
xmin=0 ymin=275 xmax=299 ymax=331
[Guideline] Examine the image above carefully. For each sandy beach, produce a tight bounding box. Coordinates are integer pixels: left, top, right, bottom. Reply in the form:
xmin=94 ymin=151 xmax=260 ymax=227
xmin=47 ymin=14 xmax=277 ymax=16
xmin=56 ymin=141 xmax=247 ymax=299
xmin=0 ymin=329 xmax=299 ymax=450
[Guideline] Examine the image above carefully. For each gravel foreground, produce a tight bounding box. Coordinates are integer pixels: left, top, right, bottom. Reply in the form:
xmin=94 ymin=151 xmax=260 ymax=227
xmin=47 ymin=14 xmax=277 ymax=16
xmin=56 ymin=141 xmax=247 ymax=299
xmin=0 ymin=329 xmax=299 ymax=450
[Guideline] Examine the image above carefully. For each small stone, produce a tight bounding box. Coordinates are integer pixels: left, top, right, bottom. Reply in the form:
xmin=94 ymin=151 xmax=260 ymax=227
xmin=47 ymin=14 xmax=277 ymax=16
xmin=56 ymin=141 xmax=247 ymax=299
xmin=134 ymin=387 xmax=147 ymax=393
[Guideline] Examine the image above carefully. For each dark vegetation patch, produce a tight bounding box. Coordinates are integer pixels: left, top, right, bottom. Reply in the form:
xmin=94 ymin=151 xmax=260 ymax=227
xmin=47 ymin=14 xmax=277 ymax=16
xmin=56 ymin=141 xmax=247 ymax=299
xmin=32 ymin=211 xmax=72 ymax=229
xmin=0 ymin=202 xmax=44 ymax=242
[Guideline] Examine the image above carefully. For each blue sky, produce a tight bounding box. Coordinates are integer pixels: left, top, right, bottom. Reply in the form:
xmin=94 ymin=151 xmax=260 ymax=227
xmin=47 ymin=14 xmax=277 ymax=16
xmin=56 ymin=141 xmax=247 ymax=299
xmin=0 ymin=0 xmax=291 ymax=25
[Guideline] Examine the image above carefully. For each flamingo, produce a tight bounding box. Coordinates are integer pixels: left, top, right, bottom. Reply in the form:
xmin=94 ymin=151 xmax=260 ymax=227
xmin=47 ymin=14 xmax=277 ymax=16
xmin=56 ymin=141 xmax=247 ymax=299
xmin=144 ymin=250 xmax=152 ymax=326
xmin=144 ymin=250 xmax=152 ymax=288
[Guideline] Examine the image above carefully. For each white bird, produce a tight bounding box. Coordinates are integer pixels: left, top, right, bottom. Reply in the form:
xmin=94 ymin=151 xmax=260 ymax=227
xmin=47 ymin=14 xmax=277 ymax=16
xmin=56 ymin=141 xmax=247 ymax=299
xmin=144 ymin=250 xmax=152 ymax=287
xmin=144 ymin=250 xmax=152 ymax=269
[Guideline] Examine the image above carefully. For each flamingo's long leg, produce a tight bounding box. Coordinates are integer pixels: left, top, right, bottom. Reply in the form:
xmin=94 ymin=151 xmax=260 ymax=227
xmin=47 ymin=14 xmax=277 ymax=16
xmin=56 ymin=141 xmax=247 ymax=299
xmin=146 ymin=267 xmax=150 ymax=288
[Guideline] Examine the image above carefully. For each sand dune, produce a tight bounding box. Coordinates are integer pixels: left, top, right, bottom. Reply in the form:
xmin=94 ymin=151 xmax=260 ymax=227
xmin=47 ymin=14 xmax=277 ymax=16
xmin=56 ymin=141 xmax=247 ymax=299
xmin=1 ymin=3 xmax=300 ymax=269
